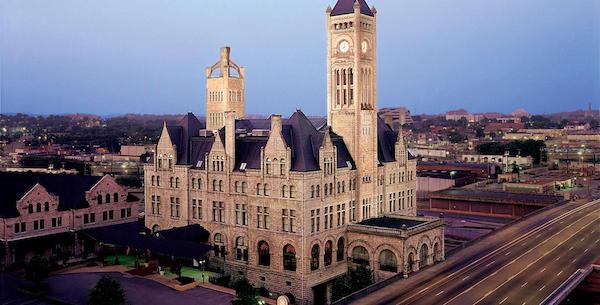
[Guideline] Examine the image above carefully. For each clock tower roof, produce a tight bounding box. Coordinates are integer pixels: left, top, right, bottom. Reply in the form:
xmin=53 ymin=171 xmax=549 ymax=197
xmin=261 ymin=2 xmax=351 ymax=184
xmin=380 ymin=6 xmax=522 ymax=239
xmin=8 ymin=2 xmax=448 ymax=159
xmin=330 ymin=0 xmax=374 ymax=17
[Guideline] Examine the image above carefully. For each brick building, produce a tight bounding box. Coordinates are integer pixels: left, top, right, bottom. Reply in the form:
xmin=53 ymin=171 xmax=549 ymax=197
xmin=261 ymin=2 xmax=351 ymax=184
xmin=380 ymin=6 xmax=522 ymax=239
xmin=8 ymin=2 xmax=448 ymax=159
xmin=0 ymin=172 xmax=139 ymax=269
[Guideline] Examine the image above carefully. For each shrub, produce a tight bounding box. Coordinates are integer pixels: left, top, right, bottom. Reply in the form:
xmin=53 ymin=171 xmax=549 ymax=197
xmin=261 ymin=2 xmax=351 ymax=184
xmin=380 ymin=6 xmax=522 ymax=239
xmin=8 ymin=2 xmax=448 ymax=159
xmin=25 ymin=255 xmax=49 ymax=283
xmin=88 ymin=275 xmax=125 ymax=305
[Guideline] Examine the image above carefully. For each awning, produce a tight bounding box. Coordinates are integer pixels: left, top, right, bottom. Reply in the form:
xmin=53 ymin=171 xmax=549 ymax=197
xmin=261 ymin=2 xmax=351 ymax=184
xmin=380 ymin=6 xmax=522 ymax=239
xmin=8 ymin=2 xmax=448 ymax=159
xmin=79 ymin=222 xmax=211 ymax=260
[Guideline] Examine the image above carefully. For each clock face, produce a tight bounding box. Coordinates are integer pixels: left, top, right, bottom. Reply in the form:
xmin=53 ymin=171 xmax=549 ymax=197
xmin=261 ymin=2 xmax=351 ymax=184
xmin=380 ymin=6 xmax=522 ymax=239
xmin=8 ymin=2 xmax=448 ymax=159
xmin=361 ymin=40 xmax=369 ymax=53
xmin=339 ymin=40 xmax=350 ymax=53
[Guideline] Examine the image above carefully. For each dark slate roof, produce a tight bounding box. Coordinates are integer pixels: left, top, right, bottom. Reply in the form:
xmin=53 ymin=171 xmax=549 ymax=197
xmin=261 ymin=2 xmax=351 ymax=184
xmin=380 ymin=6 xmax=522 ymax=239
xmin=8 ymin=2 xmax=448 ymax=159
xmin=358 ymin=216 xmax=425 ymax=229
xmin=189 ymin=136 xmax=215 ymax=169
xmin=168 ymin=113 xmax=202 ymax=165
xmin=331 ymin=0 xmax=374 ymax=17
xmin=0 ymin=172 xmax=103 ymax=218
xmin=235 ymin=136 xmax=268 ymax=171
xmin=376 ymin=117 xmax=415 ymax=163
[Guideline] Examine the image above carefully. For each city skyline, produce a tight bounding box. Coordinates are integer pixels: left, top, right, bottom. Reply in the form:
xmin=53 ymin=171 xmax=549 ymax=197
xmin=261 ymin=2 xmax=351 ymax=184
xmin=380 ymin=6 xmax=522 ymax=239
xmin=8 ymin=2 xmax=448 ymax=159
xmin=1 ymin=0 xmax=599 ymax=116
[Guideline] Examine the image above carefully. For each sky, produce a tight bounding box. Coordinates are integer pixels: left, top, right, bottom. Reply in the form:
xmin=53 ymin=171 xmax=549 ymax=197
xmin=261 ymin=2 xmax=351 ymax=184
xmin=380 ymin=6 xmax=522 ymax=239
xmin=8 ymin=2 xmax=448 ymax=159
xmin=1 ymin=0 xmax=598 ymax=116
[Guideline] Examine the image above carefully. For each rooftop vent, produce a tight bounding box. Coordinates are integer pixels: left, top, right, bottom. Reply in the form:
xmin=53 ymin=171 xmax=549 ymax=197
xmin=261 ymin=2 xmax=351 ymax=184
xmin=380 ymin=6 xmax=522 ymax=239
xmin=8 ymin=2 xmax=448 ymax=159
xmin=239 ymin=162 xmax=247 ymax=171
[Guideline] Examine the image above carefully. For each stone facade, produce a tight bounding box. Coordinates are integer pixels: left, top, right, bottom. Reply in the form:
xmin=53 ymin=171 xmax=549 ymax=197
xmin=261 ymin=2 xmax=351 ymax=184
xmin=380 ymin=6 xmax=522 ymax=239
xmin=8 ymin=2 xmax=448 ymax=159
xmin=144 ymin=1 xmax=444 ymax=304
xmin=206 ymin=47 xmax=245 ymax=131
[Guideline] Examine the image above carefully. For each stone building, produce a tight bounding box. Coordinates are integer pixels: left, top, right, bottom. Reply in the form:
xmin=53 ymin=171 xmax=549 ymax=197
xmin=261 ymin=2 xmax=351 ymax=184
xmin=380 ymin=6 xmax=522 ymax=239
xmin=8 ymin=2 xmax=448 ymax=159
xmin=0 ymin=172 xmax=139 ymax=269
xmin=144 ymin=0 xmax=444 ymax=304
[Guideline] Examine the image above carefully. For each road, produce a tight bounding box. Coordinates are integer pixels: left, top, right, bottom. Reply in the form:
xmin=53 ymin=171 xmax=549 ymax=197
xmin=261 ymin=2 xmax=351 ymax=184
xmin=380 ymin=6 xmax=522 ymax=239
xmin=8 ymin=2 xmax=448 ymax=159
xmin=349 ymin=199 xmax=600 ymax=305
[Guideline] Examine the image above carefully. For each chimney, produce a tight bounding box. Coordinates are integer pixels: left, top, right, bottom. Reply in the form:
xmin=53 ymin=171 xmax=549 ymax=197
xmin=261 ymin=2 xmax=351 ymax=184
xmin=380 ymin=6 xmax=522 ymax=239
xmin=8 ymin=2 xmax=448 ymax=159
xmin=271 ymin=114 xmax=282 ymax=136
xmin=225 ymin=111 xmax=236 ymax=167
xmin=220 ymin=47 xmax=231 ymax=77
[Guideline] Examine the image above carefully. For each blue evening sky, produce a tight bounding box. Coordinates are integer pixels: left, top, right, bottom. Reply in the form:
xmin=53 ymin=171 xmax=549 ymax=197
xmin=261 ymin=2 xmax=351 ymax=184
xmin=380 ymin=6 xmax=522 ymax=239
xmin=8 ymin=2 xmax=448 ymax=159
xmin=1 ymin=0 xmax=598 ymax=116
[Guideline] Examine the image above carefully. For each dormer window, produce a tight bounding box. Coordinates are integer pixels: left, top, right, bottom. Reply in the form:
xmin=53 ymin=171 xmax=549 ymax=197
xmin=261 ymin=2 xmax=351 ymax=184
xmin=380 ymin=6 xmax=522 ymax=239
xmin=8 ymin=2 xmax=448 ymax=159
xmin=212 ymin=156 xmax=225 ymax=172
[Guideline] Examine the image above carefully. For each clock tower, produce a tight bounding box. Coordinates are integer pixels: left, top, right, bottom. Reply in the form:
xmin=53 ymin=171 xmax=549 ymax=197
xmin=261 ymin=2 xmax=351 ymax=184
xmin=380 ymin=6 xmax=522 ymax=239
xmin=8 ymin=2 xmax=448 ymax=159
xmin=327 ymin=0 xmax=378 ymax=220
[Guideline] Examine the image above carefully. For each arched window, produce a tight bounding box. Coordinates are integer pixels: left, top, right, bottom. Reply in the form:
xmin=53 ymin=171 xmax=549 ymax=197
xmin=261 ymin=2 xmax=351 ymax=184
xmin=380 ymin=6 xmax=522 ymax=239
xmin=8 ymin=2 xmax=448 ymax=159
xmin=310 ymin=185 xmax=315 ymax=198
xmin=241 ymin=182 xmax=247 ymax=193
xmin=283 ymin=244 xmax=297 ymax=271
xmin=192 ymin=178 xmax=196 ymax=189
xmin=289 ymin=186 xmax=295 ymax=198
xmin=265 ymin=158 xmax=272 ymax=174
xmin=311 ymin=244 xmax=320 ymax=271
xmin=433 ymin=242 xmax=441 ymax=263
xmin=282 ymin=185 xmax=288 ymax=198
xmin=214 ymin=233 xmax=226 ymax=258
xmin=218 ymin=180 xmax=224 ymax=192
xmin=170 ymin=177 xmax=174 ymax=188
xmin=324 ymin=241 xmax=333 ymax=266
xmin=113 ymin=193 xmax=119 ymax=203
xmin=337 ymin=237 xmax=345 ymax=262
xmin=263 ymin=184 xmax=269 ymax=196
xmin=256 ymin=183 xmax=262 ymax=196
xmin=407 ymin=252 xmax=415 ymax=273
xmin=280 ymin=159 xmax=286 ymax=175
xmin=105 ymin=194 xmax=111 ymax=203
xmin=234 ymin=181 xmax=239 ymax=193
xmin=235 ymin=237 xmax=248 ymax=262
xmin=175 ymin=177 xmax=180 ymax=188
xmin=151 ymin=176 xmax=156 ymax=186
xmin=258 ymin=241 xmax=270 ymax=266
xmin=97 ymin=195 xmax=102 ymax=205
xmin=352 ymin=246 xmax=369 ymax=266
xmin=152 ymin=225 xmax=161 ymax=233
xmin=44 ymin=202 xmax=49 ymax=211
xmin=419 ymin=244 xmax=429 ymax=268
xmin=28 ymin=204 xmax=33 ymax=214
xmin=156 ymin=176 xmax=161 ymax=186
xmin=316 ymin=185 xmax=320 ymax=197
xmin=379 ymin=250 xmax=398 ymax=272
xmin=36 ymin=203 xmax=42 ymax=212
xmin=213 ymin=180 xmax=218 ymax=191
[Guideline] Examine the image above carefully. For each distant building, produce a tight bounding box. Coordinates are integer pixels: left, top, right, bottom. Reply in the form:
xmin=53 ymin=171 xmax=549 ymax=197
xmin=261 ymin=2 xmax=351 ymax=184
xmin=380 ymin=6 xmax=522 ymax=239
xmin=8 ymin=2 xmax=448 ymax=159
xmin=379 ymin=107 xmax=413 ymax=126
xmin=417 ymin=161 xmax=498 ymax=179
xmin=429 ymin=188 xmax=563 ymax=219
xmin=461 ymin=154 xmax=534 ymax=169
xmin=511 ymin=108 xmax=529 ymax=118
xmin=417 ymin=171 xmax=477 ymax=199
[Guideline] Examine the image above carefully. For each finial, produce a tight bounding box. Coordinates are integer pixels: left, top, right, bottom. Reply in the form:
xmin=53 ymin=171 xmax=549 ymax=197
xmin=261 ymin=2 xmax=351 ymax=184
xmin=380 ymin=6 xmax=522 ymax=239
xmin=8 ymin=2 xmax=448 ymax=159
xmin=371 ymin=6 xmax=377 ymax=14
xmin=354 ymin=0 xmax=361 ymax=10
xmin=326 ymin=5 xmax=332 ymax=13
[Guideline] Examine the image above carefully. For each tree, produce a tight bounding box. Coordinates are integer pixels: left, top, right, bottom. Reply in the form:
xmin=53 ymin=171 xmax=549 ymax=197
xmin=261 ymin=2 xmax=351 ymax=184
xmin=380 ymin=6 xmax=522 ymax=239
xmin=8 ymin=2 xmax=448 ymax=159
xmin=331 ymin=265 xmax=374 ymax=302
xmin=88 ymin=276 xmax=126 ymax=305
xmin=232 ymin=278 xmax=261 ymax=305
xmin=25 ymin=255 xmax=49 ymax=283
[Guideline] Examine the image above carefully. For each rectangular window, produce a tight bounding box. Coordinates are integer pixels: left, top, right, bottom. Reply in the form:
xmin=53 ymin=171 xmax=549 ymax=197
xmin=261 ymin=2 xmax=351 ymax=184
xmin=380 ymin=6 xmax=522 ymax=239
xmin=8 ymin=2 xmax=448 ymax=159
xmin=212 ymin=201 xmax=225 ymax=223
xmin=14 ymin=222 xmax=26 ymax=233
xmin=257 ymin=206 xmax=269 ymax=229
xmin=33 ymin=219 xmax=44 ymax=231
xmin=282 ymin=209 xmax=297 ymax=233
xmin=51 ymin=217 xmax=62 ymax=227
xmin=121 ymin=208 xmax=126 ymax=219
xmin=235 ymin=204 xmax=248 ymax=226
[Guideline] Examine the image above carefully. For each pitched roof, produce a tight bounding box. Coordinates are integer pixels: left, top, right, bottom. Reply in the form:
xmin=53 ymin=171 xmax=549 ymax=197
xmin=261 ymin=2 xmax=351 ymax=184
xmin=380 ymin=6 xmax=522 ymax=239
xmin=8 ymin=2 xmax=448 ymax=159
xmin=171 ymin=113 xmax=202 ymax=165
xmin=0 ymin=172 xmax=103 ymax=218
xmin=331 ymin=0 xmax=374 ymax=17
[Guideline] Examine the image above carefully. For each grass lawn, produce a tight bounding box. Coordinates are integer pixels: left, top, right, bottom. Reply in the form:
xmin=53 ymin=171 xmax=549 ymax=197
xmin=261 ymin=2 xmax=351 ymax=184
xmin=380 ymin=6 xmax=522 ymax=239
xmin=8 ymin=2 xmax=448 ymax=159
xmin=105 ymin=255 xmax=138 ymax=268
xmin=164 ymin=266 xmax=219 ymax=282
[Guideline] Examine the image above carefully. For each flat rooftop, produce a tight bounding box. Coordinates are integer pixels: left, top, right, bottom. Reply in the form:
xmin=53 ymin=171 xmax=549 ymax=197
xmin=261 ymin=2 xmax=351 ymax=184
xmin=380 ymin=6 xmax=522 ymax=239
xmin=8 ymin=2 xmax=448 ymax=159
xmin=418 ymin=171 xmax=476 ymax=180
xmin=357 ymin=217 xmax=426 ymax=229
xmin=430 ymin=188 xmax=563 ymax=205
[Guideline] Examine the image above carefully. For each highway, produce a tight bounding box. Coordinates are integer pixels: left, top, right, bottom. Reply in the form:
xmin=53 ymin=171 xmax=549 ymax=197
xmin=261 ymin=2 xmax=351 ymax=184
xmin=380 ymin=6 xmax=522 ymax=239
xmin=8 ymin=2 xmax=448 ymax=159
xmin=348 ymin=199 xmax=600 ymax=305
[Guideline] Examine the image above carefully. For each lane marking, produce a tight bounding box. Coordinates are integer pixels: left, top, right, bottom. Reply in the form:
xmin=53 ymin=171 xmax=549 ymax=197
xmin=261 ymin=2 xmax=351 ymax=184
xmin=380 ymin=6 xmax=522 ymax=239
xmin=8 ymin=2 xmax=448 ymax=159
xmin=505 ymin=251 xmax=511 ymax=256
xmin=521 ymin=282 xmax=528 ymax=288
xmin=558 ymin=270 xmax=563 ymax=276
xmin=539 ymin=285 xmax=546 ymax=291
xmin=486 ymin=260 xmax=496 ymax=267
xmin=462 ymin=276 xmax=469 ymax=281
xmin=569 ymin=246 xmax=574 ymax=250
xmin=540 ymin=268 xmax=546 ymax=273
xmin=404 ymin=200 xmax=600 ymax=305
xmin=454 ymin=214 xmax=600 ymax=305
xmin=584 ymin=248 xmax=589 ymax=253
xmin=555 ymin=256 xmax=561 ymax=261
xmin=435 ymin=290 xmax=445 ymax=296
xmin=499 ymin=297 xmax=508 ymax=304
